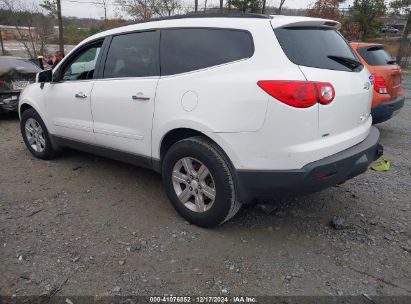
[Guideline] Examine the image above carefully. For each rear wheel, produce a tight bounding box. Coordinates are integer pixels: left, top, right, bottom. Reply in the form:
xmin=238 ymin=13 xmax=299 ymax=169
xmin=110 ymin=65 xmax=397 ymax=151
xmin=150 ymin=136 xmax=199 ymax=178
xmin=20 ymin=108 xmax=57 ymax=160
xmin=162 ymin=137 xmax=241 ymax=227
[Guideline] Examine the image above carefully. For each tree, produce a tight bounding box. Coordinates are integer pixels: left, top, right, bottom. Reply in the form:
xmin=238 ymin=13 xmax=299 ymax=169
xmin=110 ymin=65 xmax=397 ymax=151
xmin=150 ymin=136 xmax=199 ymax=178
xmin=152 ymin=0 xmax=181 ymax=16
xmin=41 ymin=0 xmax=64 ymax=55
xmin=340 ymin=20 xmax=363 ymax=40
xmin=391 ymin=0 xmax=411 ymax=67
xmin=116 ymin=0 xmax=153 ymax=20
xmin=116 ymin=0 xmax=181 ymax=20
xmin=101 ymin=18 xmax=127 ymax=30
xmin=0 ymin=0 xmax=53 ymax=57
xmin=0 ymin=30 xmax=5 ymax=55
xmin=351 ymin=0 xmax=386 ymax=39
xmin=226 ymin=0 xmax=262 ymax=13
xmin=308 ymin=0 xmax=344 ymax=20
xmin=97 ymin=0 xmax=110 ymax=21
xmin=220 ymin=0 xmax=224 ymax=13
xmin=277 ymin=0 xmax=286 ymax=14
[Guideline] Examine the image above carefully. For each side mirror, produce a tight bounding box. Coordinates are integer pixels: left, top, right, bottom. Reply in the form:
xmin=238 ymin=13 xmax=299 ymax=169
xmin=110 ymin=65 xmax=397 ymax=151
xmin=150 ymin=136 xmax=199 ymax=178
xmin=36 ymin=69 xmax=53 ymax=83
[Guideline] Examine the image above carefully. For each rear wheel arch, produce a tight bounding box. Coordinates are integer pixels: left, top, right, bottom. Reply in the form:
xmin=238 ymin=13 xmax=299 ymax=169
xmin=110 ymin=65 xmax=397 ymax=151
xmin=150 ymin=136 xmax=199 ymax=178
xmin=160 ymin=128 xmax=204 ymax=161
xmin=158 ymin=128 xmax=242 ymax=198
xmin=159 ymin=128 xmax=234 ymax=171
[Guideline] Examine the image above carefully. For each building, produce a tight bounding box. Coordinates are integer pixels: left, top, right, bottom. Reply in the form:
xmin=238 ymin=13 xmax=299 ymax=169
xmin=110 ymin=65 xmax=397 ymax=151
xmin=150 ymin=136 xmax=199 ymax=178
xmin=0 ymin=25 xmax=40 ymax=41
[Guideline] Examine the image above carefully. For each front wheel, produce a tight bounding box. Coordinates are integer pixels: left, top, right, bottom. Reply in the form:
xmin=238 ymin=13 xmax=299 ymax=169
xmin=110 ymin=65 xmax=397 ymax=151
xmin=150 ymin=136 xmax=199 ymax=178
xmin=20 ymin=108 xmax=57 ymax=160
xmin=162 ymin=137 xmax=241 ymax=227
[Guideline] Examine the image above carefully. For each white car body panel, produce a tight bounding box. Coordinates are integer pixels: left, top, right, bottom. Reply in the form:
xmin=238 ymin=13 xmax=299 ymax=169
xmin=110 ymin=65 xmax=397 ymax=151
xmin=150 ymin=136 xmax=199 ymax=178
xmin=43 ymin=81 xmax=96 ymax=143
xmin=20 ymin=15 xmax=374 ymax=172
xmin=91 ymin=77 xmax=159 ymax=156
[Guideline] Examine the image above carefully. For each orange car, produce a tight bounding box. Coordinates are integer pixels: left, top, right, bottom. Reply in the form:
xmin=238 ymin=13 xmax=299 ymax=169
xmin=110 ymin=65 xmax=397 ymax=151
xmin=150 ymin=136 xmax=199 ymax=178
xmin=350 ymin=42 xmax=405 ymax=124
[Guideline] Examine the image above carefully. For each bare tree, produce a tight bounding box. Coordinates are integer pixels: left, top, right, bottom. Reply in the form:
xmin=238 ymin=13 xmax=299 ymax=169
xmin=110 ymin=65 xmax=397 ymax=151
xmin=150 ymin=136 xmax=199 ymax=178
xmin=152 ymin=0 xmax=181 ymax=16
xmin=40 ymin=0 xmax=64 ymax=55
xmin=97 ymin=0 xmax=110 ymax=21
xmin=220 ymin=0 xmax=224 ymax=13
xmin=0 ymin=0 xmax=53 ymax=57
xmin=261 ymin=0 xmax=266 ymax=14
xmin=116 ymin=0 xmax=181 ymax=20
xmin=278 ymin=0 xmax=286 ymax=14
xmin=204 ymin=0 xmax=208 ymax=12
xmin=195 ymin=0 xmax=198 ymax=12
xmin=116 ymin=0 xmax=153 ymax=20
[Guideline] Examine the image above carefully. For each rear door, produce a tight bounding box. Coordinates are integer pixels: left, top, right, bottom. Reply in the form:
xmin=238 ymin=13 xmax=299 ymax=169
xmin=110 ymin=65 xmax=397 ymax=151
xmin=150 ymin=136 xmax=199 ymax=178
xmin=91 ymin=30 xmax=160 ymax=157
xmin=274 ymin=27 xmax=373 ymax=138
xmin=357 ymin=45 xmax=403 ymax=99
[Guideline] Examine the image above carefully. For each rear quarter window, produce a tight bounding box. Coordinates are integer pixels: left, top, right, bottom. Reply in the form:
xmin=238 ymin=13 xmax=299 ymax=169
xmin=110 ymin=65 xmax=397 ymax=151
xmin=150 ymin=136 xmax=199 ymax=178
xmin=160 ymin=28 xmax=254 ymax=76
xmin=358 ymin=46 xmax=394 ymax=66
xmin=274 ymin=27 xmax=361 ymax=72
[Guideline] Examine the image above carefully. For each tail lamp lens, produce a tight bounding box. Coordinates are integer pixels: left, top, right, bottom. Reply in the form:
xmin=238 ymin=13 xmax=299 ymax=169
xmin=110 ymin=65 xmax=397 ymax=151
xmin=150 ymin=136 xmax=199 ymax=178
xmin=372 ymin=73 xmax=388 ymax=94
xmin=257 ymin=81 xmax=335 ymax=108
xmin=317 ymin=83 xmax=335 ymax=105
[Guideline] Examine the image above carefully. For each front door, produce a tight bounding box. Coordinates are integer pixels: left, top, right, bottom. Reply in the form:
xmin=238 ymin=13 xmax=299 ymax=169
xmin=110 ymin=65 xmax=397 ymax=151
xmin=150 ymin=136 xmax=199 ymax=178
xmin=91 ymin=31 xmax=160 ymax=157
xmin=44 ymin=41 xmax=103 ymax=143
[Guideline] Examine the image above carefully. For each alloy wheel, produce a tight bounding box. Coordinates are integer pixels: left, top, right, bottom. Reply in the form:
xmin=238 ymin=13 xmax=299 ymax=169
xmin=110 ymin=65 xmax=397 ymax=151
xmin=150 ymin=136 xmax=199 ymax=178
xmin=25 ymin=118 xmax=46 ymax=153
xmin=172 ymin=157 xmax=216 ymax=213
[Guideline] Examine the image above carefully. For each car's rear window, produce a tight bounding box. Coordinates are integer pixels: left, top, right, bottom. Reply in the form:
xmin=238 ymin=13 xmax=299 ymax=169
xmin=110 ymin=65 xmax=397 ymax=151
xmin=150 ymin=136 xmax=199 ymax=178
xmin=160 ymin=28 xmax=254 ymax=76
xmin=357 ymin=46 xmax=394 ymax=66
xmin=274 ymin=27 xmax=362 ymax=72
xmin=0 ymin=58 xmax=40 ymax=73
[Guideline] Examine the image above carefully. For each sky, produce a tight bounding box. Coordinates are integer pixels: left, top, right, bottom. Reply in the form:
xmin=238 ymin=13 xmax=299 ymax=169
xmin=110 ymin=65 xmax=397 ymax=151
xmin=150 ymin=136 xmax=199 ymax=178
xmin=31 ymin=0 xmax=356 ymax=19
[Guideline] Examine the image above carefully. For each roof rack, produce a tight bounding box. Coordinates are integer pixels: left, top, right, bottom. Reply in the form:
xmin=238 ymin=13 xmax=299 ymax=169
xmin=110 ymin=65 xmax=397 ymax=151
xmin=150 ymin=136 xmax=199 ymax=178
xmin=112 ymin=13 xmax=272 ymax=29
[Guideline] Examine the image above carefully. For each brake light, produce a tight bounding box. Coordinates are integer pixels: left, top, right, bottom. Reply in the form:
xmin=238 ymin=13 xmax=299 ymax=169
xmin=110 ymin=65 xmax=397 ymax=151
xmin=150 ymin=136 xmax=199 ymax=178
xmin=0 ymin=80 xmax=4 ymax=86
xmin=372 ymin=73 xmax=388 ymax=94
xmin=257 ymin=81 xmax=335 ymax=108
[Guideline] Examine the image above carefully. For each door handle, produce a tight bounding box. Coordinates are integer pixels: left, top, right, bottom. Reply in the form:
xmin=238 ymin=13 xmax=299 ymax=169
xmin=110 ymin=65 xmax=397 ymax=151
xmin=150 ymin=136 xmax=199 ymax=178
xmin=132 ymin=93 xmax=150 ymax=101
xmin=75 ymin=92 xmax=87 ymax=99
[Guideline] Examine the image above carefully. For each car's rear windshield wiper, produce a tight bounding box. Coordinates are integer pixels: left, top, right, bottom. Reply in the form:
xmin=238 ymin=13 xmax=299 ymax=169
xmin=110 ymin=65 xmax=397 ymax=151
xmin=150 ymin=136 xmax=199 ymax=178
xmin=327 ymin=55 xmax=363 ymax=71
xmin=387 ymin=59 xmax=396 ymax=65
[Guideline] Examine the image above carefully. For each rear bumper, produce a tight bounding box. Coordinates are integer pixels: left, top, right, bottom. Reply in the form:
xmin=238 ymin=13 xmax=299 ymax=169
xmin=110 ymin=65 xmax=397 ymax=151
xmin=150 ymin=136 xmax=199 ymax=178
xmin=235 ymin=127 xmax=382 ymax=202
xmin=0 ymin=92 xmax=20 ymax=112
xmin=372 ymin=95 xmax=405 ymax=124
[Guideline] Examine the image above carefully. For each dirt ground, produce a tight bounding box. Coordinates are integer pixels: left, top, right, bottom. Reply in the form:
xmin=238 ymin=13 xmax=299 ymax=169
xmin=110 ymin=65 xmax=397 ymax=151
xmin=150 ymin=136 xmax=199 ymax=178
xmin=0 ymin=77 xmax=410 ymax=298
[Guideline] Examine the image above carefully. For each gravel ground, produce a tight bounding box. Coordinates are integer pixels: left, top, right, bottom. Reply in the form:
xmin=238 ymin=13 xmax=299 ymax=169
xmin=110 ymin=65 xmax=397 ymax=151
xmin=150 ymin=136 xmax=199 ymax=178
xmin=0 ymin=76 xmax=410 ymax=297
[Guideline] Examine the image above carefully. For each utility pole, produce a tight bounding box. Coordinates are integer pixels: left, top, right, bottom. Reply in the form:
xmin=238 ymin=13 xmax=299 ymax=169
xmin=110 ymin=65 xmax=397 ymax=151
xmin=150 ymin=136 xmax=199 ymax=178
xmin=220 ymin=0 xmax=223 ymax=13
xmin=56 ymin=0 xmax=64 ymax=55
xmin=195 ymin=0 xmax=198 ymax=12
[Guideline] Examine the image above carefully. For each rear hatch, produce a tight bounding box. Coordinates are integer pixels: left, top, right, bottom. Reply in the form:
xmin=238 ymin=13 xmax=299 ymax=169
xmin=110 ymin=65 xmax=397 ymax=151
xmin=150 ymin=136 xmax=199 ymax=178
xmin=357 ymin=45 xmax=403 ymax=99
xmin=273 ymin=24 xmax=373 ymax=138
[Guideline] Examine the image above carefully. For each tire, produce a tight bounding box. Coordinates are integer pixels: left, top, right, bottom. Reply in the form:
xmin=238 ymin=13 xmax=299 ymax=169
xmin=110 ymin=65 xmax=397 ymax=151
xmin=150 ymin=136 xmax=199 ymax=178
xmin=162 ymin=136 xmax=241 ymax=227
xmin=20 ymin=108 xmax=57 ymax=160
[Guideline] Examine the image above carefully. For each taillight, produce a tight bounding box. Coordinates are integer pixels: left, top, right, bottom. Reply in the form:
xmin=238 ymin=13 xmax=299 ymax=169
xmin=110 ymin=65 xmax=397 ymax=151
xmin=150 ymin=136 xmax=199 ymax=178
xmin=316 ymin=83 xmax=335 ymax=105
xmin=0 ymin=80 xmax=4 ymax=86
xmin=372 ymin=73 xmax=388 ymax=94
xmin=257 ymin=81 xmax=335 ymax=108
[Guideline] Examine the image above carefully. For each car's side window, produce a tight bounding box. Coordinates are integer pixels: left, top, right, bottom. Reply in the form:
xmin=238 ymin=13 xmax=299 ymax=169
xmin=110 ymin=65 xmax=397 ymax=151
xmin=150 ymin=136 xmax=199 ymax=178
xmin=61 ymin=42 xmax=102 ymax=81
xmin=160 ymin=28 xmax=254 ymax=76
xmin=103 ymin=31 xmax=159 ymax=78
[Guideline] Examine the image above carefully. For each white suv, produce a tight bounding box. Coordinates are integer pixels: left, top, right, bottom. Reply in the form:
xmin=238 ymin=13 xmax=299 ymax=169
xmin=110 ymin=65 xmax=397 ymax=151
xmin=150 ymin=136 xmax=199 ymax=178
xmin=19 ymin=14 xmax=382 ymax=227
